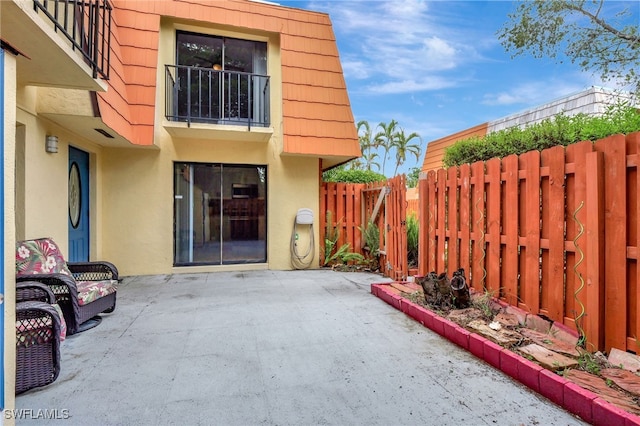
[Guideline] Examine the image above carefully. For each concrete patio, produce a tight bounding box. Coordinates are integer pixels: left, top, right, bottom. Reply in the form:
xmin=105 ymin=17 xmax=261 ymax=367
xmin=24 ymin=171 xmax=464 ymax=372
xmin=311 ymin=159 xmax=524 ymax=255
xmin=16 ymin=270 xmax=586 ymax=425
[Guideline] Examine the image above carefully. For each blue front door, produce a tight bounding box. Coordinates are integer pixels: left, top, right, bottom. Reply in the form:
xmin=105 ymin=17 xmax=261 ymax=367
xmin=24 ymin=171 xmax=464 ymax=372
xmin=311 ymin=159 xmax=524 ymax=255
xmin=68 ymin=146 xmax=90 ymax=261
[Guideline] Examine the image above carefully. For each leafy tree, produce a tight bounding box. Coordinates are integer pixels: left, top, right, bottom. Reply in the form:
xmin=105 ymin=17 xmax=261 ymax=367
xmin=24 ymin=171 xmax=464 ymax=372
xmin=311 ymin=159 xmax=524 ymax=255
xmin=498 ymin=0 xmax=640 ymax=94
xmin=406 ymin=167 xmax=421 ymax=189
xmin=374 ymin=120 xmax=399 ymax=175
xmin=322 ymin=168 xmax=386 ymax=183
xmin=357 ymin=120 xmax=381 ymax=172
xmin=344 ymin=119 xmax=423 ymax=178
xmin=406 ymin=212 xmax=419 ymax=268
xmin=393 ymin=128 xmax=422 ymax=177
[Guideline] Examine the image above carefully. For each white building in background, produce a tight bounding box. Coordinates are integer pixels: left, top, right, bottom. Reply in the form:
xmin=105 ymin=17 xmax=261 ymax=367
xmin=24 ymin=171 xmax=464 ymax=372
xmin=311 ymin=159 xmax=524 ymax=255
xmin=488 ymin=86 xmax=636 ymax=133
xmin=422 ymin=86 xmax=636 ymax=172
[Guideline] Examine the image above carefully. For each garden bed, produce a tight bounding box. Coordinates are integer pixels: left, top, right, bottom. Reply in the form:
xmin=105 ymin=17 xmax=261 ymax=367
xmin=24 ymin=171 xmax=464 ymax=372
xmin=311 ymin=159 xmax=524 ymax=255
xmin=372 ymin=281 xmax=640 ymax=426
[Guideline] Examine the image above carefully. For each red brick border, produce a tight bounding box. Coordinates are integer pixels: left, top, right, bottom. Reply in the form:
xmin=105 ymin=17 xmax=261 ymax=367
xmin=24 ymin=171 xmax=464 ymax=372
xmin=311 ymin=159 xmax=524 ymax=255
xmin=371 ymin=283 xmax=640 ymax=426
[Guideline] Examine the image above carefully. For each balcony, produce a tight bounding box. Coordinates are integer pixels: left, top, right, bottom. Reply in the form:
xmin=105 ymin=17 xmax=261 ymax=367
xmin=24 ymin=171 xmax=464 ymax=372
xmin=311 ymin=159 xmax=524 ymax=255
xmin=34 ymin=0 xmax=112 ymax=80
xmin=165 ymin=65 xmax=271 ymax=140
xmin=0 ymin=0 xmax=111 ymax=89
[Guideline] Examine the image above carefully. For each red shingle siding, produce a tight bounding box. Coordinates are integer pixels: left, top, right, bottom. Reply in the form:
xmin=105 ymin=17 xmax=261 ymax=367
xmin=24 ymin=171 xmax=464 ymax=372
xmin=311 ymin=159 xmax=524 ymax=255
xmin=99 ymin=0 xmax=358 ymax=157
xmin=422 ymin=123 xmax=489 ymax=172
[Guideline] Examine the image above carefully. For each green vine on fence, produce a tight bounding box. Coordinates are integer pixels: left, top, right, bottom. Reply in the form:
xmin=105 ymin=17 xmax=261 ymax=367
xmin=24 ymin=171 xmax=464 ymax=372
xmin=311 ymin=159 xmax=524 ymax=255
xmin=475 ymin=196 xmax=487 ymax=290
xmin=573 ymin=200 xmax=587 ymax=349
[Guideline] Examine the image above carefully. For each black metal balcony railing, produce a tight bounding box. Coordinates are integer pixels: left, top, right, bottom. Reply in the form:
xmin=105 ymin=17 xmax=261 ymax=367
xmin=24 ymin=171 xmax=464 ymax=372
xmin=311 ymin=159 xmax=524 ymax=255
xmin=33 ymin=0 xmax=112 ymax=80
xmin=165 ymin=65 xmax=270 ymax=129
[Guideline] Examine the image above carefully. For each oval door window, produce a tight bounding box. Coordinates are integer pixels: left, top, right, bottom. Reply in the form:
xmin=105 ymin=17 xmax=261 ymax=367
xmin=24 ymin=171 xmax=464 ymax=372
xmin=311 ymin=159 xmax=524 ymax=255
xmin=69 ymin=162 xmax=82 ymax=229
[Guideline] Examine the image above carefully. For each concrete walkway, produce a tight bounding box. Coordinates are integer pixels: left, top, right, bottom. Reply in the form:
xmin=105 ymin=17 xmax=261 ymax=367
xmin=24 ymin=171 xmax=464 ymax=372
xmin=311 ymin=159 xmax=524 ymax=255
xmin=16 ymin=270 xmax=586 ymax=425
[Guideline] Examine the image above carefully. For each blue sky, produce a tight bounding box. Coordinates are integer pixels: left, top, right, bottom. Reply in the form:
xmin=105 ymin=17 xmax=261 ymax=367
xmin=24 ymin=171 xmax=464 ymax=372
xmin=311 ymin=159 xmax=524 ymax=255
xmin=276 ymin=0 xmax=639 ymax=176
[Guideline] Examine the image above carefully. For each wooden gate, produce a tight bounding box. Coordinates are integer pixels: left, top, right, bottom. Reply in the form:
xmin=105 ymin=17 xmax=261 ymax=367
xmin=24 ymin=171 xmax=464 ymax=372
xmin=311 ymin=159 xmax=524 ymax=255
xmin=320 ymin=175 xmax=407 ymax=280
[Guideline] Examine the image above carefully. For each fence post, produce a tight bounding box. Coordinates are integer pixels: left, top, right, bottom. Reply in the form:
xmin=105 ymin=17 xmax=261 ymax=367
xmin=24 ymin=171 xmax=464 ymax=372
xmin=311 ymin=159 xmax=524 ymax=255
xmin=470 ymin=161 xmax=486 ymax=291
xmin=486 ymin=158 xmax=501 ymax=297
xmin=436 ymin=169 xmax=447 ymax=273
xmin=585 ymin=150 xmax=604 ymax=351
xmin=630 ymin=132 xmax=640 ymax=352
xmin=394 ymin=175 xmax=407 ymax=280
xmin=447 ymin=166 xmax=459 ymax=273
xmin=541 ymin=145 xmax=566 ymax=322
xmin=520 ymin=151 xmax=541 ymax=314
xmin=459 ymin=165 xmax=471 ymax=276
xmin=597 ymin=135 xmax=628 ymax=352
xmin=503 ymin=155 xmax=519 ymax=306
xmin=565 ymin=141 xmax=593 ymax=333
xmin=426 ymin=171 xmax=437 ymax=274
xmin=418 ymin=175 xmax=429 ymax=276
xmin=354 ymin=184 xmax=363 ymax=254
xmin=320 ymin=182 xmax=329 ymax=264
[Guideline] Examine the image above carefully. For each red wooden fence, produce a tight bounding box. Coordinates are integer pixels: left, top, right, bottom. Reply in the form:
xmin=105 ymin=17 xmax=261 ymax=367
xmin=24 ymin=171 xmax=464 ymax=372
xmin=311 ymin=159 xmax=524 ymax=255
xmin=419 ymin=133 xmax=640 ymax=354
xmin=321 ymin=176 xmax=407 ymax=280
xmin=407 ymin=199 xmax=419 ymax=217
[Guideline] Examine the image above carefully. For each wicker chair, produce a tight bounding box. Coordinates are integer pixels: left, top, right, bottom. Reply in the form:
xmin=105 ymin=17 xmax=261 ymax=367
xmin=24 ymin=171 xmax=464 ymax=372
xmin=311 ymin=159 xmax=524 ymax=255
xmin=17 ymin=281 xmax=67 ymax=340
xmin=16 ymin=300 xmax=62 ymax=394
xmin=16 ymin=238 xmax=118 ymax=335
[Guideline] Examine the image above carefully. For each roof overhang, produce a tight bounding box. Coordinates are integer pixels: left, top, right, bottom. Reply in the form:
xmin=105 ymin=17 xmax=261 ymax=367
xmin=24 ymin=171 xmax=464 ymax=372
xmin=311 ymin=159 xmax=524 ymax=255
xmin=40 ymin=112 xmax=137 ymax=148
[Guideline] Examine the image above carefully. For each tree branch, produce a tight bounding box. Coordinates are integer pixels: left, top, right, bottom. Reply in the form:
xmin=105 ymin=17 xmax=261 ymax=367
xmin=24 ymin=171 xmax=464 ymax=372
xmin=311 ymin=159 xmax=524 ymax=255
xmin=564 ymin=1 xmax=640 ymax=47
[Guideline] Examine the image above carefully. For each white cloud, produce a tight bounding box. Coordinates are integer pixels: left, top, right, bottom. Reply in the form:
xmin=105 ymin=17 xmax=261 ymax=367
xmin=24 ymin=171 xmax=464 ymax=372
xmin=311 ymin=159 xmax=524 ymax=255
xmin=421 ymin=36 xmax=458 ymax=69
xmin=380 ymin=0 xmax=429 ymax=19
xmin=366 ymin=76 xmax=457 ymax=95
xmin=482 ymin=80 xmax=587 ymax=106
xmin=310 ymin=0 xmax=484 ymax=94
xmin=341 ymin=59 xmax=371 ymax=80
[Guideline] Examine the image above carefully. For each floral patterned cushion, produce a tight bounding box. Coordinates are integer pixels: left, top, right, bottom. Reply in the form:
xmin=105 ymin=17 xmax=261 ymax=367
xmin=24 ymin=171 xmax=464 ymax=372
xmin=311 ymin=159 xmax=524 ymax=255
xmin=16 ymin=326 xmax=54 ymax=348
xmin=15 ymin=305 xmax=66 ymax=342
xmin=76 ymin=280 xmax=118 ymax=306
xmin=52 ymin=304 xmax=67 ymax=341
xmin=16 ymin=316 xmax=57 ymax=347
xmin=15 ymin=238 xmax=72 ymax=277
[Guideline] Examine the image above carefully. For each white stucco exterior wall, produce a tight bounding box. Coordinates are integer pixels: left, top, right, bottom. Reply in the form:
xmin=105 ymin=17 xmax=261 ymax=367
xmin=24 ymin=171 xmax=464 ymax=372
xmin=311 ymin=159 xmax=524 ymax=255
xmin=3 ymin=47 xmax=17 ymax=424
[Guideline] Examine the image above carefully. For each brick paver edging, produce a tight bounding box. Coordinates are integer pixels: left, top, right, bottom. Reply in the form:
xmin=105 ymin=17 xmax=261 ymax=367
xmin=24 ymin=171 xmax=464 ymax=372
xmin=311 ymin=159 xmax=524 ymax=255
xmin=371 ymin=283 xmax=640 ymax=426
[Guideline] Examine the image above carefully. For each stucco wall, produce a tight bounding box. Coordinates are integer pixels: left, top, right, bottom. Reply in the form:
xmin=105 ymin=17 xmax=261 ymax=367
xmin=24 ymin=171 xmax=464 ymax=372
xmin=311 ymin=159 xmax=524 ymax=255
xmin=16 ymin=89 xmax=104 ymax=257
xmin=15 ymin=11 xmax=326 ymax=278
xmin=99 ymin=137 xmax=320 ymax=276
xmin=15 ymin=83 xmax=319 ymax=278
xmin=3 ymin=48 xmax=17 ymax=418
xmin=93 ymin=20 xmax=320 ymax=276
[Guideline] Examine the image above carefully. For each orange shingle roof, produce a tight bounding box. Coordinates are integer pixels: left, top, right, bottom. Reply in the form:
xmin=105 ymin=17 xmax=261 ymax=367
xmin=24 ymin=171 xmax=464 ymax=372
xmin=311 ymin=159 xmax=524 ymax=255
xmin=422 ymin=123 xmax=488 ymax=172
xmin=98 ymin=0 xmax=359 ymax=159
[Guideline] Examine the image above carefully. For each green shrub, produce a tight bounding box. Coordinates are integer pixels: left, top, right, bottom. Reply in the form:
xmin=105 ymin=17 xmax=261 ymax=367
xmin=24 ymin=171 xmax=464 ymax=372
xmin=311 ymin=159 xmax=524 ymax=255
xmin=359 ymin=220 xmax=380 ymax=256
xmin=406 ymin=212 xmax=419 ymax=268
xmin=443 ymin=104 xmax=640 ymax=167
xmin=323 ymin=168 xmax=387 ymax=183
xmin=322 ymin=210 xmax=364 ymax=266
xmin=322 ymin=211 xmax=341 ymax=266
xmin=358 ymin=220 xmax=381 ymax=270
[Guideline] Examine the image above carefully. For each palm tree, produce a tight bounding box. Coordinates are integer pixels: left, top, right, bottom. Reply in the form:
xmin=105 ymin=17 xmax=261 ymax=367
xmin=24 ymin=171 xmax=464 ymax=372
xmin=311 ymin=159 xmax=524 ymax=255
xmin=357 ymin=120 xmax=380 ymax=171
xmin=393 ymin=128 xmax=422 ymax=177
xmin=374 ymin=120 xmax=398 ymax=176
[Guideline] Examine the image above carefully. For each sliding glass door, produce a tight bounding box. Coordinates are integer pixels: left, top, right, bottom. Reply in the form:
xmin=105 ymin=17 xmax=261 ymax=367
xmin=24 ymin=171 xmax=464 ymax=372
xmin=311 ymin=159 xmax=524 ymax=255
xmin=174 ymin=163 xmax=267 ymax=265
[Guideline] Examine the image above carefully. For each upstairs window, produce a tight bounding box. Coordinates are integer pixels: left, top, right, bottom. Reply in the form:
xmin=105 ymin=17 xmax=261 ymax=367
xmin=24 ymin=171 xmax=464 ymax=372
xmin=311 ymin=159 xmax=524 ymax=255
xmin=166 ymin=31 xmax=269 ymax=127
xmin=177 ymin=32 xmax=267 ymax=75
